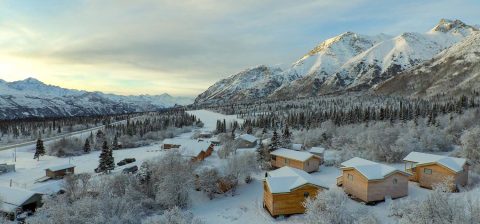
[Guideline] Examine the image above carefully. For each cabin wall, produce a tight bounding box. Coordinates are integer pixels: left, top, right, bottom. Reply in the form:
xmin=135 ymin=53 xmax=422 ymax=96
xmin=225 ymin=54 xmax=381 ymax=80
xmin=263 ymin=181 xmax=274 ymax=215
xmin=46 ymin=167 xmax=74 ymax=178
xmin=455 ymin=165 xmax=468 ymax=187
xmin=271 ymin=156 xmax=304 ymax=171
xmin=417 ymin=164 xmax=458 ymax=190
xmin=264 ymin=184 xmax=322 ymax=216
xmin=341 ymin=169 xmax=368 ymax=202
xmin=303 ymin=158 xmax=320 ymax=173
xmin=367 ymin=173 xmax=409 ymax=202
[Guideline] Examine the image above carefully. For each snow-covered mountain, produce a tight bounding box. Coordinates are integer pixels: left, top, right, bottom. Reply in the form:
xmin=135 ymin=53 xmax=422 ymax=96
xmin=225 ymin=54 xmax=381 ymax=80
xmin=375 ymin=31 xmax=480 ymax=97
xmin=0 ymin=78 xmax=193 ymax=119
xmin=194 ymin=65 xmax=290 ymax=104
xmin=195 ymin=19 xmax=478 ymax=104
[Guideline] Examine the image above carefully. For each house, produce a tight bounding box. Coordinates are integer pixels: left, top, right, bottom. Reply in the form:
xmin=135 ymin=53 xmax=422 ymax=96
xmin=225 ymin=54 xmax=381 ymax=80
xmin=0 ymin=186 xmax=43 ymax=220
xmin=236 ymin=134 xmax=258 ymax=148
xmin=263 ymin=166 xmax=328 ymax=217
xmin=180 ymin=141 xmax=214 ymax=162
xmin=270 ymin=148 xmax=321 ymax=173
xmin=161 ymin=138 xmax=184 ymax=149
xmin=291 ymin=144 xmax=305 ymax=151
xmin=309 ymin=147 xmax=325 ymax=165
xmin=337 ymin=157 xmax=410 ymax=203
xmin=403 ymin=152 xmax=469 ymax=190
xmin=45 ymin=164 xmax=75 ymax=179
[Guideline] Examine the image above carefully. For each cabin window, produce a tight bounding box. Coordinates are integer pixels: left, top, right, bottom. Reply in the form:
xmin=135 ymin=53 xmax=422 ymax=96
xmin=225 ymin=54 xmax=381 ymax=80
xmin=393 ymin=178 xmax=398 ymax=184
xmin=347 ymin=174 xmax=353 ymax=181
xmin=304 ymin=192 xmax=310 ymax=198
xmin=424 ymin=168 xmax=432 ymax=175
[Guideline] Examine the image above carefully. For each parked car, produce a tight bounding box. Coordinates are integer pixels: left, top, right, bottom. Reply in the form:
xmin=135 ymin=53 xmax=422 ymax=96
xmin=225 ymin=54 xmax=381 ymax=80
xmin=122 ymin=165 xmax=138 ymax=174
xmin=117 ymin=158 xmax=136 ymax=166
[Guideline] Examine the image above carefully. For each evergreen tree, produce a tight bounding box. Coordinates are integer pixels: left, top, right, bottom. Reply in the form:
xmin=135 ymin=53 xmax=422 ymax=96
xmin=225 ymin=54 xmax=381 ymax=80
xmin=112 ymin=136 xmax=119 ymax=150
xmin=281 ymin=125 xmax=292 ymax=148
xmin=33 ymin=138 xmax=45 ymax=161
xmin=97 ymin=141 xmax=114 ymax=173
xmin=84 ymin=139 xmax=91 ymax=153
xmin=269 ymin=129 xmax=280 ymax=151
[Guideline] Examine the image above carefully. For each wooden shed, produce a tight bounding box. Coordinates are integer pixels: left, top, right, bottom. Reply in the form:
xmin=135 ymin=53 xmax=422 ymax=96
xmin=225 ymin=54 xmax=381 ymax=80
xmin=263 ymin=166 xmax=328 ymax=217
xmin=337 ymin=157 xmax=410 ymax=203
xmin=309 ymin=147 xmax=325 ymax=165
xmin=45 ymin=164 xmax=75 ymax=179
xmin=180 ymin=141 xmax=214 ymax=162
xmin=236 ymin=134 xmax=258 ymax=148
xmin=270 ymin=148 xmax=320 ymax=173
xmin=161 ymin=138 xmax=184 ymax=150
xmin=403 ymin=152 xmax=469 ymax=190
xmin=0 ymin=186 xmax=43 ymax=220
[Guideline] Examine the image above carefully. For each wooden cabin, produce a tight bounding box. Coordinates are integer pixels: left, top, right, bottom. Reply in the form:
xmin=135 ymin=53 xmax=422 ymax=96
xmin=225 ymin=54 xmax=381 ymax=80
xmin=337 ymin=157 xmax=410 ymax=203
xmin=270 ymin=148 xmax=320 ymax=173
xmin=181 ymin=141 xmax=214 ymax=162
xmin=403 ymin=152 xmax=469 ymax=190
xmin=236 ymin=134 xmax=258 ymax=148
xmin=0 ymin=186 xmax=43 ymax=220
xmin=309 ymin=147 xmax=325 ymax=165
xmin=45 ymin=164 xmax=75 ymax=179
xmin=161 ymin=139 xmax=184 ymax=150
xmin=263 ymin=166 xmax=328 ymax=217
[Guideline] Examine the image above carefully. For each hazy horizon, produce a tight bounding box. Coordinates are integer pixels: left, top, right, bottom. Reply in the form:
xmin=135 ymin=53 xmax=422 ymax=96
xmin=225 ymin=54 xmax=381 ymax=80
xmin=1 ymin=0 xmax=479 ymax=97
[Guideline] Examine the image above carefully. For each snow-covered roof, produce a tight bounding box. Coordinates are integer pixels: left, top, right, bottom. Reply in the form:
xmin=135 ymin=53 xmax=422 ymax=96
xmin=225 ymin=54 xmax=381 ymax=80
xmin=309 ymin=147 xmax=325 ymax=154
xmin=46 ymin=164 xmax=75 ymax=172
xmin=270 ymin=148 xmax=315 ymax=162
xmin=403 ymin=152 xmax=467 ymax=173
xmin=341 ymin=157 xmax=407 ymax=180
xmin=239 ymin=134 xmax=257 ymax=143
xmin=0 ymin=186 xmax=42 ymax=212
xmin=180 ymin=141 xmax=212 ymax=157
xmin=266 ymin=166 xmax=328 ymax=193
xmin=162 ymin=138 xmax=185 ymax=145
xmin=292 ymin=144 xmax=304 ymax=151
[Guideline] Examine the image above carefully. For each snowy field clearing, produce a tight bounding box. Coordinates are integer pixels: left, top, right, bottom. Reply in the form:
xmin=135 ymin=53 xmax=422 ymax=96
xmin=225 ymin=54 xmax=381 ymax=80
xmin=0 ymin=109 xmax=458 ymax=223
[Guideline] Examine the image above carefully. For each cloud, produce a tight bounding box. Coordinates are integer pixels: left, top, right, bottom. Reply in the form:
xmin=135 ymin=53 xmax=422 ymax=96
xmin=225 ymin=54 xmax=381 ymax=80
xmin=0 ymin=0 xmax=479 ymax=96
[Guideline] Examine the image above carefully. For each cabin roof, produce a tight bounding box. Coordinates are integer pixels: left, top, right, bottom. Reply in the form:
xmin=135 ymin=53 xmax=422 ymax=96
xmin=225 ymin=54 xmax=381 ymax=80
xmin=270 ymin=148 xmax=314 ymax=162
xmin=403 ymin=152 xmax=467 ymax=173
xmin=0 ymin=186 xmax=42 ymax=212
xmin=309 ymin=147 xmax=325 ymax=154
xmin=162 ymin=138 xmax=185 ymax=145
xmin=46 ymin=164 xmax=75 ymax=172
xmin=239 ymin=134 xmax=257 ymax=143
xmin=180 ymin=141 xmax=212 ymax=157
xmin=291 ymin=144 xmax=304 ymax=151
xmin=341 ymin=157 xmax=407 ymax=180
xmin=266 ymin=167 xmax=328 ymax=193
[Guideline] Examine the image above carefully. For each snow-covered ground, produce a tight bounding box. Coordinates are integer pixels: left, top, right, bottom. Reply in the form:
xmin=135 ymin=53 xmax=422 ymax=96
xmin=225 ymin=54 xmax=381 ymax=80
xmin=0 ymin=109 xmax=458 ymax=223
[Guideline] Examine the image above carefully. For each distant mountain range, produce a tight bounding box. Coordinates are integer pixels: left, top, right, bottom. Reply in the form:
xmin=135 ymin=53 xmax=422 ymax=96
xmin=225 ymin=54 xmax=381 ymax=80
xmin=195 ymin=19 xmax=479 ymax=104
xmin=0 ymin=78 xmax=193 ymax=119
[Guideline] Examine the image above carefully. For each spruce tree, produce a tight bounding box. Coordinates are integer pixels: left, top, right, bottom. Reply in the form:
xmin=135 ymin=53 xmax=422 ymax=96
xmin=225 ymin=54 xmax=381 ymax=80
xmin=84 ymin=139 xmax=91 ymax=153
xmin=33 ymin=138 xmax=45 ymax=161
xmin=112 ymin=136 xmax=119 ymax=150
xmin=269 ymin=129 xmax=280 ymax=151
xmin=281 ymin=125 xmax=292 ymax=148
xmin=98 ymin=141 xmax=114 ymax=173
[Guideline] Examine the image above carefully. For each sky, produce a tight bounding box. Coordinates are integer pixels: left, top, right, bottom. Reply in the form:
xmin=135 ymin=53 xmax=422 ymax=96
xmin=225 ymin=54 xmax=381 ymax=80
xmin=0 ymin=0 xmax=479 ymax=97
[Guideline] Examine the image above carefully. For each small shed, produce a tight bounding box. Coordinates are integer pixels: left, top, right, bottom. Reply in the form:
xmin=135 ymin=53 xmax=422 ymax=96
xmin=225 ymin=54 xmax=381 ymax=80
xmin=161 ymin=139 xmax=184 ymax=149
xmin=0 ymin=186 xmax=43 ymax=219
xmin=291 ymin=144 xmax=305 ymax=151
xmin=337 ymin=157 xmax=410 ymax=203
xmin=45 ymin=164 xmax=75 ymax=179
xmin=236 ymin=134 xmax=258 ymax=148
xmin=263 ymin=166 xmax=328 ymax=217
xmin=309 ymin=147 xmax=325 ymax=165
xmin=403 ymin=152 xmax=469 ymax=190
xmin=270 ymin=148 xmax=320 ymax=173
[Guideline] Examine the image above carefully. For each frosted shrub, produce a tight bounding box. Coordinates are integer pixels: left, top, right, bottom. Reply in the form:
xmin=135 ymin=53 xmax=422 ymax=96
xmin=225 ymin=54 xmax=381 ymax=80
xmin=142 ymin=207 xmax=203 ymax=224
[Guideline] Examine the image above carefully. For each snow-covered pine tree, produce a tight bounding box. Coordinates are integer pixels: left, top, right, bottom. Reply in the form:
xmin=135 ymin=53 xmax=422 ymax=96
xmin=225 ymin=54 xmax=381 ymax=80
xmin=97 ymin=141 xmax=114 ymax=173
xmin=281 ymin=125 xmax=292 ymax=148
xmin=83 ymin=139 xmax=91 ymax=153
xmin=112 ymin=136 xmax=119 ymax=150
xmin=33 ymin=138 xmax=45 ymax=161
xmin=269 ymin=129 xmax=280 ymax=151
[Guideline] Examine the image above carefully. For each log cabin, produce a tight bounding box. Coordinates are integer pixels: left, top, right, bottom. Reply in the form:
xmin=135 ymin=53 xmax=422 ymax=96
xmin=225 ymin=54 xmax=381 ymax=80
xmin=180 ymin=141 xmax=214 ymax=162
xmin=403 ymin=152 xmax=469 ymax=190
xmin=0 ymin=186 xmax=43 ymax=220
xmin=270 ymin=148 xmax=320 ymax=173
xmin=337 ymin=157 xmax=410 ymax=203
xmin=45 ymin=164 xmax=75 ymax=179
xmin=263 ymin=166 xmax=328 ymax=217
xmin=236 ymin=134 xmax=258 ymax=148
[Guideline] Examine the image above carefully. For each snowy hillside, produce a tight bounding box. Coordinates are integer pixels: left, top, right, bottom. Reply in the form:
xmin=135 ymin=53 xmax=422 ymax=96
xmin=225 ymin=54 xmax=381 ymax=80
xmin=375 ymin=31 xmax=480 ymax=97
xmin=196 ymin=19 xmax=478 ymax=103
xmin=0 ymin=78 xmax=193 ymax=119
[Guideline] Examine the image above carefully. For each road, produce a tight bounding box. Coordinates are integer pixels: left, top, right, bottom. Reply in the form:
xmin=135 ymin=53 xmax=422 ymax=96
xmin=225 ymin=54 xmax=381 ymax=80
xmin=0 ymin=116 xmax=141 ymax=151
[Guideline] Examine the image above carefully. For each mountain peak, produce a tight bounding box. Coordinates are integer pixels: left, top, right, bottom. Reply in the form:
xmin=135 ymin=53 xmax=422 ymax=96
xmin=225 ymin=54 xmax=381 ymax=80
xmin=431 ymin=18 xmax=478 ymax=34
xmin=21 ymin=77 xmax=44 ymax=84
